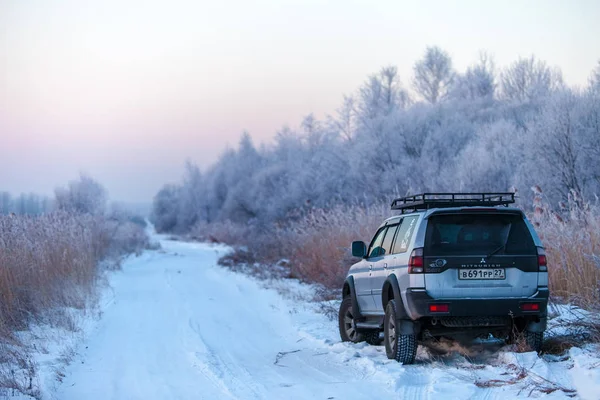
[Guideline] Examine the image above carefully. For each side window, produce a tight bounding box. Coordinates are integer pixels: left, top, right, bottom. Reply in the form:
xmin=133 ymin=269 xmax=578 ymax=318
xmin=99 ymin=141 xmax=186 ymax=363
xmin=368 ymin=228 xmax=387 ymax=258
xmin=392 ymin=215 xmax=419 ymax=254
xmin=381 ymin=224 xmax=399 ymax=256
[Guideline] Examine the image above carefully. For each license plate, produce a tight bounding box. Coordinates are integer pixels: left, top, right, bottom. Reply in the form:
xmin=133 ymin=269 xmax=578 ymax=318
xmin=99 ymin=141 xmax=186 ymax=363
xmin=458 ymin=268 xmax=505 ymax=280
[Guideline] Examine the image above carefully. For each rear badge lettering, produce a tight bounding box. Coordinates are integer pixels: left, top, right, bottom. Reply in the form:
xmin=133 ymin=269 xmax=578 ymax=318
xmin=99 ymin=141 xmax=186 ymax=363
xmin=461 ymin=263 xmax=501 ymax=268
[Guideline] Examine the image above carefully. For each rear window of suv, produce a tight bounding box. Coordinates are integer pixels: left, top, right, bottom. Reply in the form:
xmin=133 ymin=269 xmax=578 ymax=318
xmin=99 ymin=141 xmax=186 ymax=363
xmin=424 ymin=213 xmax=536 ymax=256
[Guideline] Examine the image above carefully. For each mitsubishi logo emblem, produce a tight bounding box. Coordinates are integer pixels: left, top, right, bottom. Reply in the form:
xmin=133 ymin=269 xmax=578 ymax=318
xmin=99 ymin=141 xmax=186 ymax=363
xmin=480 ymin=258 xmax=486 ymax=264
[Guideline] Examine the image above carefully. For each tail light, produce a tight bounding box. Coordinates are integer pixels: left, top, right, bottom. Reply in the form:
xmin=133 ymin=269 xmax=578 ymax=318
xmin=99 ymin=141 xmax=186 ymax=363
xmin=537 ymin=247 xmax=547 ymax=272
xmin=521 ymin=303 xmax=540 ymax=311
xmin=429 ymin=304 xmax=449 ymax=313
xmin=408 ymin=248 xmax=424 ymax=273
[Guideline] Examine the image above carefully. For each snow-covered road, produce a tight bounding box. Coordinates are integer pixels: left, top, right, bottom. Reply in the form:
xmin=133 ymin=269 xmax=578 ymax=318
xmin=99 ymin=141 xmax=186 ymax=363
xmin=52 ymin=236 xmax=599 ymax=400
xmin=56 ymin=237 xmax=398 ymax=400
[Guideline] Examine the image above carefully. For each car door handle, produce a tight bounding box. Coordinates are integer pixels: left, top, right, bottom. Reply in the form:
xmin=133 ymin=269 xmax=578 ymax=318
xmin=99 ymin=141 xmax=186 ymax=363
xmin=384 ymin=263 xmax=388 ymax=269
xmin=369 ymin=265 xmax=373 ymax=271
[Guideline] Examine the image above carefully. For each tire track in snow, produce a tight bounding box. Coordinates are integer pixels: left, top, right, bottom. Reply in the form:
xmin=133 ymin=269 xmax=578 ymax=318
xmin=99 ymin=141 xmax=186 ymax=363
xmin=186 ymin=318 xmax=237 ymax=399
xmin=188 ymin=318 xmax=266 ymax=399
xmin=394 ymin=367 xmax=433 ymax=399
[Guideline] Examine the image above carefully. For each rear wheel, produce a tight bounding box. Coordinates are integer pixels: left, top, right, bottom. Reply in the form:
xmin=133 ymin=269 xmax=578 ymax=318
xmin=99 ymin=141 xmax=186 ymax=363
xmin=525 ymin=330 xmax=544 ymax=353
xmin=384 ymin=299 xmax=417 ymax=364
xmin=339 ymin=297 xmax=364 ymax=343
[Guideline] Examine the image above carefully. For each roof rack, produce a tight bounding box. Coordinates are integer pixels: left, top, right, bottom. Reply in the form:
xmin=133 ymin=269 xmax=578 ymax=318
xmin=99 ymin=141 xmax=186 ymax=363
xmin=391 ymin=192 xmax=515 ymax=214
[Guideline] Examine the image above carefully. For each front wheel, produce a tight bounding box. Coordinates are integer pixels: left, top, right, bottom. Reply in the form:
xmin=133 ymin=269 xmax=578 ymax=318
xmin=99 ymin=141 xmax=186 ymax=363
xmin=384 ymin=299 xmax=417 ymax=364
xmin=339 ymin=297 xmax=364 ymax=343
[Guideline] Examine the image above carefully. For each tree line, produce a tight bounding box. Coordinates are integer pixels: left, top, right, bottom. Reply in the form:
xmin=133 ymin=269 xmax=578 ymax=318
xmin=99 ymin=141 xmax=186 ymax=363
xmin=152 ymin=46 xmax=600 ymax=233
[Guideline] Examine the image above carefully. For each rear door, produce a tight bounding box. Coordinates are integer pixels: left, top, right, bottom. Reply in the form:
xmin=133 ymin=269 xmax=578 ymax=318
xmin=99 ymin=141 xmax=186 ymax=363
xmin=423 ymin=212 xmax=539 ymax=299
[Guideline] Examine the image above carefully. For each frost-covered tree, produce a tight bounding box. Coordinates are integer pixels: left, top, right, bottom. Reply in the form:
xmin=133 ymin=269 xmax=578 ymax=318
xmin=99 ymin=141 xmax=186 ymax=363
xmin=188 ymin=135 xmax=262 ymax=226
xmin=527 ymin=90 xmax=592 ymax=202
xmin=332 ymin=95 xmax=357 ymax=142
xmin=413 ymin=46 xmax=455 ymax=103
xmin=358 ymin=66 xmax=410 ymax=123
xmin=55 ymin=174 xmax=108 ymax=215
xmin=579 ymin=83 xmax=600 ymax=195
xmin=500 ymin=56 xmax=563 ymax=102
xmin=153 ymin=48 xmax=600 ymax=233
xmin=177 ymin=161 xmax=209 ymax=228
xmin=451 ymin=52 xmax=496 ymax=100
xmin=379 ymin=66 xmax=411 ymax=110
xmin=455 ymin=120 xmax=522 ymax=191
xmin=589 ymin=60 xmax=600 ymax=94
xmin=151 ymin=184 xmax=181 ymax=232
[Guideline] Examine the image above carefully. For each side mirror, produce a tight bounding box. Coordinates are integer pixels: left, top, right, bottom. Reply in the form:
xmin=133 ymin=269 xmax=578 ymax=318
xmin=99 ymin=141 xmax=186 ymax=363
xmin=352 ymin=241 xmax=367 ymax=258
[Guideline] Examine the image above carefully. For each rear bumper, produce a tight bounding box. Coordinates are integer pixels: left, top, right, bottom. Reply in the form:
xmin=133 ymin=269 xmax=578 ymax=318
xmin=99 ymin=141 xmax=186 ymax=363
xmin=404 ymin=287 xmax=549 ymax=320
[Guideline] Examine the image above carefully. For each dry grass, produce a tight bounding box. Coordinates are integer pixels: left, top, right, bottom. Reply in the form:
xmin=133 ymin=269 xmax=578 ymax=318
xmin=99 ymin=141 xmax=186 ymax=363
xmin=202 ymin=204 xmax=388 ymax=289
xmin=475 ymin=363 xmax=577 ymax=397
xmin=0 ymin=212 xmax=150 ymax=397
xmin=544 ymin=303 xmax=600 ymax=354
xmin=190 ymin=220 xmax=254 ymax=246
xmin=191 ymin=220 xmax=286 ymax=265
xmin=530 ymin=189 xmax=600 ymax=310
xmin=475 ymin=366 xmax=528 ymax=388
xmin=276 ymin=204 xmax=388 ymax=288
xmin=0 ymin=213 xmax=100 ymax=334
xmin=0 ymin=344 xmax=39 ymax=399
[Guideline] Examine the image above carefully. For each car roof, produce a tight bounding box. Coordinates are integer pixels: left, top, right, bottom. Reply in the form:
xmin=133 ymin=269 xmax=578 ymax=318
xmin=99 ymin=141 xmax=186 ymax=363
xmin=380 ymin=206 xmax=525 ymax=227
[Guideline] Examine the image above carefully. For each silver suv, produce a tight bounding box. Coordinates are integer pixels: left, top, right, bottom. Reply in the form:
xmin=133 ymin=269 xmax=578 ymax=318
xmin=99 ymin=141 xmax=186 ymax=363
xmin=338 ymin=193 xmax=548 ymax=364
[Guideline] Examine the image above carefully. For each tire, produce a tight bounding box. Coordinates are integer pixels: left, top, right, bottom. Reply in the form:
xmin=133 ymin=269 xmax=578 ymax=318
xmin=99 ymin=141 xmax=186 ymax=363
xmin=525 ymin=330 xmax=544 ymax=353
xmin=365 ymin=331 xmax=382 ymax=345
xmin=384 ymin=299 xmax=418 ymax=364
xmin=339 ymin=297 xmax=364 ymax=343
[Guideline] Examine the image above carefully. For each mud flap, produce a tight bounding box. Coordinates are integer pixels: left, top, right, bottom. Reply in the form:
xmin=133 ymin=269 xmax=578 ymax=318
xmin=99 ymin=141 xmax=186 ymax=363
xmin=345 ymin=276 xmax=363 ymax=320
xmin=398 ymin=319 xmax=421 ymax=335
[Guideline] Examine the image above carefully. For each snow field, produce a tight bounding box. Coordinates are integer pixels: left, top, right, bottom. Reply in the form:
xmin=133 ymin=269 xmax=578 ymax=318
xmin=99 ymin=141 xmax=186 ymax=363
xmin=13 ymin=234 xmax=599 ymax=400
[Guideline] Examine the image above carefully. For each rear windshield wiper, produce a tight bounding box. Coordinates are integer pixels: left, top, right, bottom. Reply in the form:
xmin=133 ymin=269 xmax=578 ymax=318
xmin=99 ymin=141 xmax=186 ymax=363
xmin=486 ymin=244 xmax=506 ymax=260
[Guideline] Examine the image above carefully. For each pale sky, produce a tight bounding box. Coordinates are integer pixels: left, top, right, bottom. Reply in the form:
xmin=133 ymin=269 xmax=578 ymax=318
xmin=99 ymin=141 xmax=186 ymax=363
xmin=1 ymin=0 xmax=599 ymax=202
